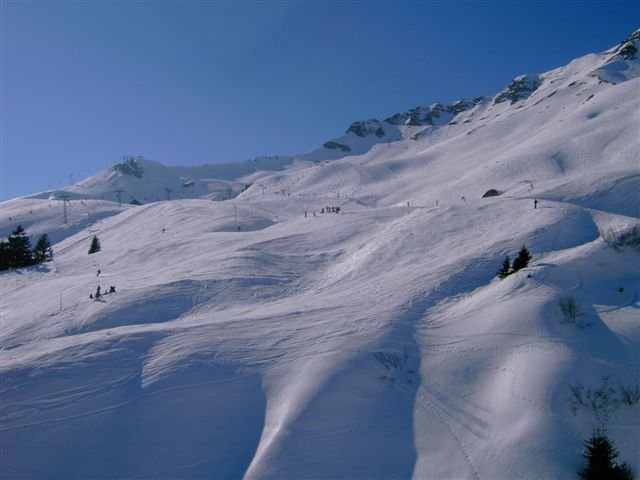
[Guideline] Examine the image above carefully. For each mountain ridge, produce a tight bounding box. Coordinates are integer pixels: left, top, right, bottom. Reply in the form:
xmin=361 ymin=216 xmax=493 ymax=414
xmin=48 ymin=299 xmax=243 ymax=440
xmin=17 ymin=29 xmax=639 ymax=209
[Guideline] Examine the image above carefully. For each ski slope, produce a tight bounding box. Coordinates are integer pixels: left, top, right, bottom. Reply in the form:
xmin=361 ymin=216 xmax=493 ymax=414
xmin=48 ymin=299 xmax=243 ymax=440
xmin=1 ymin=31 xmax=639 ymax=479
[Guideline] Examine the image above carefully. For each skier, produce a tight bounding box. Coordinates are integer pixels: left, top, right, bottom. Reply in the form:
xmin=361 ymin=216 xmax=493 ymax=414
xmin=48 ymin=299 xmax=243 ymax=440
xmin=97 ymin=269 xmax=101 ymax=276
xmin=534 ymin=199 xmax=538 ymax=209
xmin=95 ymin=286 xmax=101 ymax=299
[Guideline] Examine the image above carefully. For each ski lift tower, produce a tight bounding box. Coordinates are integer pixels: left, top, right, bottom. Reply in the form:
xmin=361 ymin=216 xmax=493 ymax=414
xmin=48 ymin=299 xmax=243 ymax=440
xmin=114 ymin=189 xmax=124 ymax=207
xmin=59 ymin=193 xmax=70 ymax=224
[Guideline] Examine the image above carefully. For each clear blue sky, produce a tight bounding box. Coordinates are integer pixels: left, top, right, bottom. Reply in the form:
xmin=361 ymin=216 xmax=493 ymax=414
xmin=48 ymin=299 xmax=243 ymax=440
xmin=1 ymin=1 xmax=638 ymax=200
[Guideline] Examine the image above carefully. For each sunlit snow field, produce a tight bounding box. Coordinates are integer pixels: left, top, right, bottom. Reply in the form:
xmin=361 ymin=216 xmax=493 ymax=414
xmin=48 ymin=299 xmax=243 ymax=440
xmin=1 ymin=35 xmax=639 ymax=479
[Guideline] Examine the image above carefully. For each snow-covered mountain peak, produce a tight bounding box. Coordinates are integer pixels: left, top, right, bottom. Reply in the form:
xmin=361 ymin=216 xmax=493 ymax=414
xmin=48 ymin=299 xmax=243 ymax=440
xmin=18 ymin=30 xmax=639 ymax=207
xmin=608 ymin=28 xmax=640 ymax=60
xmin=591 ymin=28 xmax=640 ymax=84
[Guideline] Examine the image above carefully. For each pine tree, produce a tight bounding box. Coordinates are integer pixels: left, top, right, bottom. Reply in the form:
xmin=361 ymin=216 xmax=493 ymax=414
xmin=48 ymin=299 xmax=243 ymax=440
xmin=32 ymin=234 xmax=53 ymax=264
xmin=578 ymin=428 xmax=634 ymax=480
xmin=0 ymin=240 xmax=9 ymax=271
xmin=512 ymin=245 xmax=531 ymax=272
xmin=497 ymin=256 xmax=511 ymax=279
xmin=6 ymin=225 xmax=34 ymax=268
xmin=88 ymin=236 xmax=101 ymax=254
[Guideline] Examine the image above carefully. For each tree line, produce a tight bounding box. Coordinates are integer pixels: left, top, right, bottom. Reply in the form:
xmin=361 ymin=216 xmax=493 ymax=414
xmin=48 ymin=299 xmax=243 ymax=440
xmin=0 ymin=225 xmax=53 ymax=271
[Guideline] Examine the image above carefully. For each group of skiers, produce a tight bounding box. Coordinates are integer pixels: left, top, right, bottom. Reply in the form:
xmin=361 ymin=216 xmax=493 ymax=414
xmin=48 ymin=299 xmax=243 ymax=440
xmin=304 ymin=206 xmax=341 ymax=217
xmin=90 ymin=269 xmax=116 ymax=299
xmin=321 ymin=206 xmax=340 ymax=214
xmin=90 ymin=284 xmax=116 ymax=300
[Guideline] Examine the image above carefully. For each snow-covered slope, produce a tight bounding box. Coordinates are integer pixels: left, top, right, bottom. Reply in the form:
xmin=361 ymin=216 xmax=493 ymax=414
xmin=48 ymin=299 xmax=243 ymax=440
xmin=1 ymin=31 xmax=639 ymax=479
xmin=26 ymin=155 xmax=304 ymax=205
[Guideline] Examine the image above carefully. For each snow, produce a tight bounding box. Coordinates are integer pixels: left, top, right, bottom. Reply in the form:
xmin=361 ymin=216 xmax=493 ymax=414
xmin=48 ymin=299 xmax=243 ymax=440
xmin=1 ymin=37 xmax=639 ymax=479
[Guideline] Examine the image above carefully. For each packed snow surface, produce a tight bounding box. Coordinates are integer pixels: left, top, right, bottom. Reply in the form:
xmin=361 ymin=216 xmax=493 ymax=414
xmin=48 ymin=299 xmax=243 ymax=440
xmin=1 ymin=33 xmax=639 ymax=479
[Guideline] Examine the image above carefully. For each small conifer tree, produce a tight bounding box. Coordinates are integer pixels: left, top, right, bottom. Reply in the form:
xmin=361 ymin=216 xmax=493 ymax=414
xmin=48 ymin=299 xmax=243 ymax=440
xmin=7 ymin=225 xmax=34 ymax=268
xmin=32 ymin=234 xmax=53 ymax=264
xmin=578 ymin=428 xmax=634 ymax=480
xmin=512 ymin=245 xmax=532 ymax=272
xmin=88 ymin=236 xmax=101 ymax=254
xmin=497 ymin=256 xmax=511 ymax=279
xmin=0 ymin=241 xmax=10 ymax=271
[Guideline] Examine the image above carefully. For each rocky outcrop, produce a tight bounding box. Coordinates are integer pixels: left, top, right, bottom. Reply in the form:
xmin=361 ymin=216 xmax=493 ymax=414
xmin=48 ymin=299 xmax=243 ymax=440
xmin=384 ymin=100 xmax=478 ymax=127
xmin=614 ymin=29 xmax=640 ymax=60
xmin=113 ymin=157 xmax=145 ymax=178
xmin=323 ymin=141 xmax=352 ymax=152
xmin=494 ymin=75 xmax=542 ymax=105
xmin=346 ymin=120 xmax=386 ymax=138
xmin=482 ymin=189 xmax=502 ymax=198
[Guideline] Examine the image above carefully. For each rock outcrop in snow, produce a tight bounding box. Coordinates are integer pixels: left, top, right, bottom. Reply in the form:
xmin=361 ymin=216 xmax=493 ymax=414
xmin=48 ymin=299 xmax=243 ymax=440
xmin=493 ymin=74 xmax=542 ymax=104
xmin=346 ymin=119 xmax=387 ymax=138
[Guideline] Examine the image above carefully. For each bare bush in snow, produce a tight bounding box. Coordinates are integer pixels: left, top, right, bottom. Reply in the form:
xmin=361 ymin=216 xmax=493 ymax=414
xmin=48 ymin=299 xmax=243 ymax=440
xmin=618 ymin=383 xmax=640 ymax=406
xmin=567 ymin=377 xmax=640 ymax=424
xmin=600 ymin=225 xmax=640 ymax=251
xmin=373 ymin=350 xmax=415 ymax=383
xmin=559 ymin=296 xmax=584 ymax=326
xmin=568 ymin=377 xmax=618 ymax=423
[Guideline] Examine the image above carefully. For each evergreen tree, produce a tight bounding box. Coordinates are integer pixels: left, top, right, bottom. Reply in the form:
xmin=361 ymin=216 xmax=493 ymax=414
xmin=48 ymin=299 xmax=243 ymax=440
xmin=88 ymin=236 xmax=101 ymax=254
xmin=578 ymin=428 xmax=634 ymax=480
xmin=512 ymin=245 xmax=532 ymax=272
xmin=0 ymin=240 xmax=9 ymax=271
xmin=497 ymin=256 xmax=511 ymax=279
xmin=32 ymin=234 xmax=53 ymax=264
xmin=6 ymin=225 xmax=34 ymax=268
